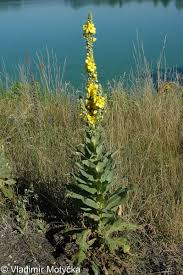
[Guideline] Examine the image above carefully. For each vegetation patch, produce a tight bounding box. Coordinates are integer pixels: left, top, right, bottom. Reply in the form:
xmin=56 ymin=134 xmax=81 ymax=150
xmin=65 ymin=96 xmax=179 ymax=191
xmin=0 ymin=13 xmax=183 ymax=275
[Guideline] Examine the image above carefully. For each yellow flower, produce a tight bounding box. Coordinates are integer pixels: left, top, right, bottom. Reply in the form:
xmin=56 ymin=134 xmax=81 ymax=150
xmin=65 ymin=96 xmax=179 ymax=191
xmin=81 ymin=13 xmax=107 ymax=126
xmin=95 ymin=96 xmax=106 ymax=109
xmin=85 ymin=55 xmax=96 ymax=73
xmin=86 ymin=94 xmax=106 ymax=112
xmin=85 ymin=114 xmax=96 ymax=125
xmin=83 ymin=22 xmax=96 ymax=36
xmin=93 ymin=72 xmax=98 ymax=81
xmin=87 ymin=82 xmax=98 ymax=97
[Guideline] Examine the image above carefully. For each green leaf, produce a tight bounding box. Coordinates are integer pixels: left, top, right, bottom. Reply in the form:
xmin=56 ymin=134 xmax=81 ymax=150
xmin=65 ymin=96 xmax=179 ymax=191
xmin=105 ymin=170 xmax=115 ymax=182
xmin=91 ymin=137 xmax=97 ymax=148
xmin=75 ymin=162 xmax=85 ymax=171
xmin=85 ymin=145 xmax=93 ymax=156
xmin=77 ymin=183 xmax=97 ymax=195
xmin=96 ymin=145 xmax=103 ymax=155
xmin=91 ymin=262 xmax=101 ymax=275
xmin=72 ymin=173 xmax=87 ymax=185
xmin=1 ymin=185 xmax=14 ymax=200
xmin=123 ymin=243 xmax=131 ymax=253
xmin=83 ymin=198 xmax=99 ymax=210
xmin=106 ymin=236 xmax=130 ymax=254
xmin=62 ymin=227 xmax=83 ymax=236
xmin=5 ymin=179 xmax=16 ymax=186
xmin=105 ymin=187 xmax=128 ymax=211
xmin=96 ymin=162 xmax=105 ymax=174
xmin=100 ymin=212 xmax=114 ymax=219
xmin=74 ymin=250 xmax=86 ymax=265
xmin=76 ymin=230 xmax=91 ymax=246
xmin=86 ymin=137 xmax=92 ymax=145
xmin=76 ymin=144 xmax=85 ymax=155
xmin=80 ymin=207 xmax=92 ymax=212
xmin=82 ymin=160 xmax=96 ymax=169
xmin=67 ymin=192 xmax=99 ymax=210
xmin=79 ymin=169 xmax=95 ymax=182
xmin=104 ymin=219 xmax=138 ymax=237
xmin=101 ymin=170 xmax=114 ymax=184
xmin=83 ymin=213 xmax=100 ymax=221
xmin=66 ymin=191 xmax=84 ymax=200
xmin=74 ymin=229 xmax=92 ymax=265
xmin=88 ymin=238 xmax=96 ymax=246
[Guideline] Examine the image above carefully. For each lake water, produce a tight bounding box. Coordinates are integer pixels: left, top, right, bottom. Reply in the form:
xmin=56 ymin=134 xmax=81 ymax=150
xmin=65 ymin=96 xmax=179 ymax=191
xmin=0 ymin=0 xmax=183 ymax=88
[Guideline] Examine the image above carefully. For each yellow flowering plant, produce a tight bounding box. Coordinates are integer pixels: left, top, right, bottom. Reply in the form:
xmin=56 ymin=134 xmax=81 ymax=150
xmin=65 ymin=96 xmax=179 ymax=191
xmin=81 ymin=13 xmax=106 ymax=126
xmin=62 ymin=13 xmax=138 ymax=273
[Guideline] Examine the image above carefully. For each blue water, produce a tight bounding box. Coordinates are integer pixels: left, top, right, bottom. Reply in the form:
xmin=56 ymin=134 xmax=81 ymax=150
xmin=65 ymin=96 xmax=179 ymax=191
xmin=0 ymin=0 xmax=183 ymax=88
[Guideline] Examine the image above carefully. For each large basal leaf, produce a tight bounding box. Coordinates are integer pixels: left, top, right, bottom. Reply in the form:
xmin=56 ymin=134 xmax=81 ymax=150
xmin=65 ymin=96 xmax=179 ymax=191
xmin=106 ymin=236 xmax=131 ymax=254
xmin=75 ymin=229 xmax=91 ymax=247
xmin=74 ymin=250 xmax=86 ymax=265
xmin=104 ymin=219 xmax=139 ymax=237
xmin=74 ymin=229 xmax=92 ymax=265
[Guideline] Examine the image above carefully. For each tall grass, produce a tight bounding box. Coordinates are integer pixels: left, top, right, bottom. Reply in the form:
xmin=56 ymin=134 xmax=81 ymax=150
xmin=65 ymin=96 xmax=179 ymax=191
xmin=1 ymin=80 xmax=183 ymax=224
xmin=0 ymin=56 xmax=183 ymax=271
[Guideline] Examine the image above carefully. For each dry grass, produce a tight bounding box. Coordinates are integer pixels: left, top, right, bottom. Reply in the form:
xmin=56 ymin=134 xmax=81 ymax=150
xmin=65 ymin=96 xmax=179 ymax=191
xmin=107 ymin=85 xmax=183 ymax=239
xmin=0 ymin=77 xmax=183 ymax=273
